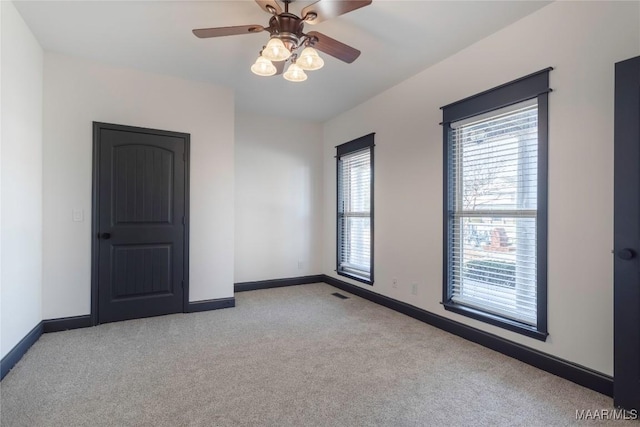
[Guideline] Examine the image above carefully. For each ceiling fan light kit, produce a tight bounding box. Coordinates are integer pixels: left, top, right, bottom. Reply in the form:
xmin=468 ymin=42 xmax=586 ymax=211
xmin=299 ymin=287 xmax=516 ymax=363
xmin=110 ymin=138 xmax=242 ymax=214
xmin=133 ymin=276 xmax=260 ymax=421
xmin=261 ymin=37 xmax=292 ymax=62
xmin=283 ymin=62 xmax=308 ymax=82
xmin=251 ymin=56 xmax=277 ymax=76
xmin=297 ymin=47 xmax=324 ymax=71
xmin=193 ymin=0 xmax=371 ymax=83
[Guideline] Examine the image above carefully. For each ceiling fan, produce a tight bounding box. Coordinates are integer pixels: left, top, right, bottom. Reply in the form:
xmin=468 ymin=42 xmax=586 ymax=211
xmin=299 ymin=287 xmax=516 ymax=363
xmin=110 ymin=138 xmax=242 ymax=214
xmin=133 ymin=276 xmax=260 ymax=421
xmin=192 ymin=0 xmax=372 ymax=82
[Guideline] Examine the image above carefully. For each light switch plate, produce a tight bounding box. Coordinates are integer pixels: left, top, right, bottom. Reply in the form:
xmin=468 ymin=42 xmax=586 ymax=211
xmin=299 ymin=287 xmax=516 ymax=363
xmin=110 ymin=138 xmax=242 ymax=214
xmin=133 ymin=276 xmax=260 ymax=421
xmin=72 ymin=209 xmax=84 ymax=222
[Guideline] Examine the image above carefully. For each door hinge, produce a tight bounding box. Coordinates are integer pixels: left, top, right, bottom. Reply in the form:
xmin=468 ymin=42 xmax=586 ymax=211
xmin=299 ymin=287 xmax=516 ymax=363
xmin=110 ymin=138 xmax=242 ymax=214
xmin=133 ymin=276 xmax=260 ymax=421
xmin=182 ymin=216 xmax=185 ymax=225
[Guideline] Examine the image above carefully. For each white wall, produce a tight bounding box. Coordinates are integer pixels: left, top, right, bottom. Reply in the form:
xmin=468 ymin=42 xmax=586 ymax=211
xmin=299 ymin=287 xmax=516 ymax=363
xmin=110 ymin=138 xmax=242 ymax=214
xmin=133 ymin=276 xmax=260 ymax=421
xmin=42 ymin=53 xmax=234 ymax=319
xmin=322 ymin=1 xmax=640 ymax=376
xmin=0 ymin=1 xmax=44 ymax=358
xmin=235 ymin=112 xmax=323 ymax=283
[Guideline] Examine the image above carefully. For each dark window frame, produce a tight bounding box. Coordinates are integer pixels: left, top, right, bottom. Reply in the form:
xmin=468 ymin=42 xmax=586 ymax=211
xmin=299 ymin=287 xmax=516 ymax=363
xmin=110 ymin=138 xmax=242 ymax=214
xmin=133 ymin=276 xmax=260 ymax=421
xmin=441 ymin=69 xmax=552 ymax=341
xmin=336 ymin=133 xmax=375 ymax=285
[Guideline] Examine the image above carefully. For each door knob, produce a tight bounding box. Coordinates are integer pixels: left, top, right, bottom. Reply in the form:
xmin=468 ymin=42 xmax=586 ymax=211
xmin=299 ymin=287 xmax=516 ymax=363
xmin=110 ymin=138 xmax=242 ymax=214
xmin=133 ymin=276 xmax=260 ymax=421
xmin=617 ymin=248 xmax=636 ymax=260
xmin=100 ymin=232 xmax=111 ymax=240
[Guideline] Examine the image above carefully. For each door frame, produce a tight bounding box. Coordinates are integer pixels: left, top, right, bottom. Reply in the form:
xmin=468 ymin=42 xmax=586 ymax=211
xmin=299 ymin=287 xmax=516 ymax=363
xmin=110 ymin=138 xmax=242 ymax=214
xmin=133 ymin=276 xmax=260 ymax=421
xmin=91 ymin=122 xmax=191 ymax=326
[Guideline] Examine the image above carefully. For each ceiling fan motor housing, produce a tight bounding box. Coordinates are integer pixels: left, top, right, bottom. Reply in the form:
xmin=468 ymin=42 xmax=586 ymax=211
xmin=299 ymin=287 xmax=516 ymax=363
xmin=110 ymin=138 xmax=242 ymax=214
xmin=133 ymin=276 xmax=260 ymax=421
xmin=268 ymin=14 xmax=305 ymax=52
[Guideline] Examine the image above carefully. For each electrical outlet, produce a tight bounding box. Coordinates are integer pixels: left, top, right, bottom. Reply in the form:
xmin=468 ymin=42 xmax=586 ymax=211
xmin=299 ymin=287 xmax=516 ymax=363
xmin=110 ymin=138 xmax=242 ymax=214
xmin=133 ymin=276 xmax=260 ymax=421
xmin=392 ymin=278 xmax=398 ymax=289
xmin=411 ymin=283 xmax=418 ymax=295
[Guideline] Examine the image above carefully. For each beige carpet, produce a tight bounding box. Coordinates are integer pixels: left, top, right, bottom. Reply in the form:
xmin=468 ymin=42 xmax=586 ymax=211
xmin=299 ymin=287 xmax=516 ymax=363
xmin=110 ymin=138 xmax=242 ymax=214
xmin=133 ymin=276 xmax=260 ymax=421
xmin=0 ymin=283 xmax=629 ymax=426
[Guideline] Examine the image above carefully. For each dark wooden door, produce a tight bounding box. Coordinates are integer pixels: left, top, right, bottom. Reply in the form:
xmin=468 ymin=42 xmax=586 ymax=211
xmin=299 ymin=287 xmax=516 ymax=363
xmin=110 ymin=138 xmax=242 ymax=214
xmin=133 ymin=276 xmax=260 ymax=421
xmin=614 ymin=56 xmax=640 ymax=411
xmin=93 ymin=123 xmax=189 ymax=324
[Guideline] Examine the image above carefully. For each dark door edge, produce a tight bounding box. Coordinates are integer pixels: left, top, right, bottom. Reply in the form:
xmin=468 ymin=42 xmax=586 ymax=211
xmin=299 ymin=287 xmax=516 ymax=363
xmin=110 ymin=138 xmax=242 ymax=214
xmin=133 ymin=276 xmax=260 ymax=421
xmin=613 ymin=56 xmax=640 ymax=411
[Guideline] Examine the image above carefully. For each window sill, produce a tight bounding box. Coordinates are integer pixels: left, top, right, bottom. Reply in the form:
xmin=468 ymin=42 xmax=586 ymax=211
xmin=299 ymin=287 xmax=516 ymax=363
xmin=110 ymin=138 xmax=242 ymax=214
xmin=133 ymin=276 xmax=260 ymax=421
xmin=442 ymin=301 xmax=548 ymax=341
xmin=337 ymin=271 xmax=373 ymax=286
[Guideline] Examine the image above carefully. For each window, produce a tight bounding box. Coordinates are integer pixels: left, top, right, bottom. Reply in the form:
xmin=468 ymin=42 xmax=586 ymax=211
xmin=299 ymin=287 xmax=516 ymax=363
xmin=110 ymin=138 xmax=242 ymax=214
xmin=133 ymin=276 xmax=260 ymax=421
xmin=441 ymin=69 xmax=551 ymax=340
xmin=337 ymin=133 xmax=374 ymax=284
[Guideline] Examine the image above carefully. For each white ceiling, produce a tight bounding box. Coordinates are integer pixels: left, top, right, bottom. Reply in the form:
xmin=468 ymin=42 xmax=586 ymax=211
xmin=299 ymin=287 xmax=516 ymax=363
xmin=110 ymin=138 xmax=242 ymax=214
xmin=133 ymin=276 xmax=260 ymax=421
xmin=14 ymin=0 xmax=551 ymax=122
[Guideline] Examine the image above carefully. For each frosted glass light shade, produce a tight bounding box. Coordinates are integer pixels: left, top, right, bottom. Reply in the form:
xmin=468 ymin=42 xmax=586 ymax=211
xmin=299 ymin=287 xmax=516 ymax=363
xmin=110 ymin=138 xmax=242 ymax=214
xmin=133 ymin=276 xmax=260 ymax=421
xmin=297 ymin=47 xmax=324 ymax=71
xmin=251 ymin=56 xmax=277 ymax=76
xmin=262 ymin=38 xmax=291 ymax=62
xmin=283 ymin=63 xmax=307 ymax=82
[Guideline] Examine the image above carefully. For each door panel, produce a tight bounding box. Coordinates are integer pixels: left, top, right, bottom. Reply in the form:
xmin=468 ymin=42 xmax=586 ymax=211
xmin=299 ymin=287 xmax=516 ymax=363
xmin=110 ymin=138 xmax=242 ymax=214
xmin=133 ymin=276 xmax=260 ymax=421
xmin=94 ymin=123 xmax=189 ymax=324
xmin=112 ymin=245 xmax=172 ymax=298
xmin=113 ymin=145 xmax=174 ymax=224
xmin=614 ymin=56 xmax=640 ymax=411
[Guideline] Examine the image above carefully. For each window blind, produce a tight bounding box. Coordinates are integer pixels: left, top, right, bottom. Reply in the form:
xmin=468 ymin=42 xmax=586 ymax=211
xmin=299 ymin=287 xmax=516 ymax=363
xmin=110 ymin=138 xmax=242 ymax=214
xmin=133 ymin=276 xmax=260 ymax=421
xmin=450 ymin=99 xmax=538 ymax=325
xmin=338 ymin=148 xmax=371 ymax=280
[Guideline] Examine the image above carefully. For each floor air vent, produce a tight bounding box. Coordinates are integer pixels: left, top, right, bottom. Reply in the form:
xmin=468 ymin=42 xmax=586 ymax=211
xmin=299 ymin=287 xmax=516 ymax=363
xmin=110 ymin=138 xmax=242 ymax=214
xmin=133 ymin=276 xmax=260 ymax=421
xmin=332 ymin=292 xmax=349 ymax=300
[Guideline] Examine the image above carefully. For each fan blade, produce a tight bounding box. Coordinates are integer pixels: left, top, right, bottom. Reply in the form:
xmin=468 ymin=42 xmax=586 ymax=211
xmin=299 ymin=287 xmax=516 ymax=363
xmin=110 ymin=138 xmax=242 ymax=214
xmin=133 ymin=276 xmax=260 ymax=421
xmin=302 ymin=0 xmax=371 ymax=25
xmin=193 ymin=25 xmax=265 ymax=39
xmin=306 ymin=31 xmax=361 ymax=63
xmin=255 ymin=0 xmax=282 ymax=15
xmin=273 ymin=60 xmax=286 ymax=75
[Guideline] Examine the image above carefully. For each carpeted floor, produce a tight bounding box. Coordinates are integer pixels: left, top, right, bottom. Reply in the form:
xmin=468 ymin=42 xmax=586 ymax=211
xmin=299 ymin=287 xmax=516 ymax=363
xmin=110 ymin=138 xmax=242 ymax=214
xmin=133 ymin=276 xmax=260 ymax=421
xmin=0 ymin=283 xmax=631 ymax=426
